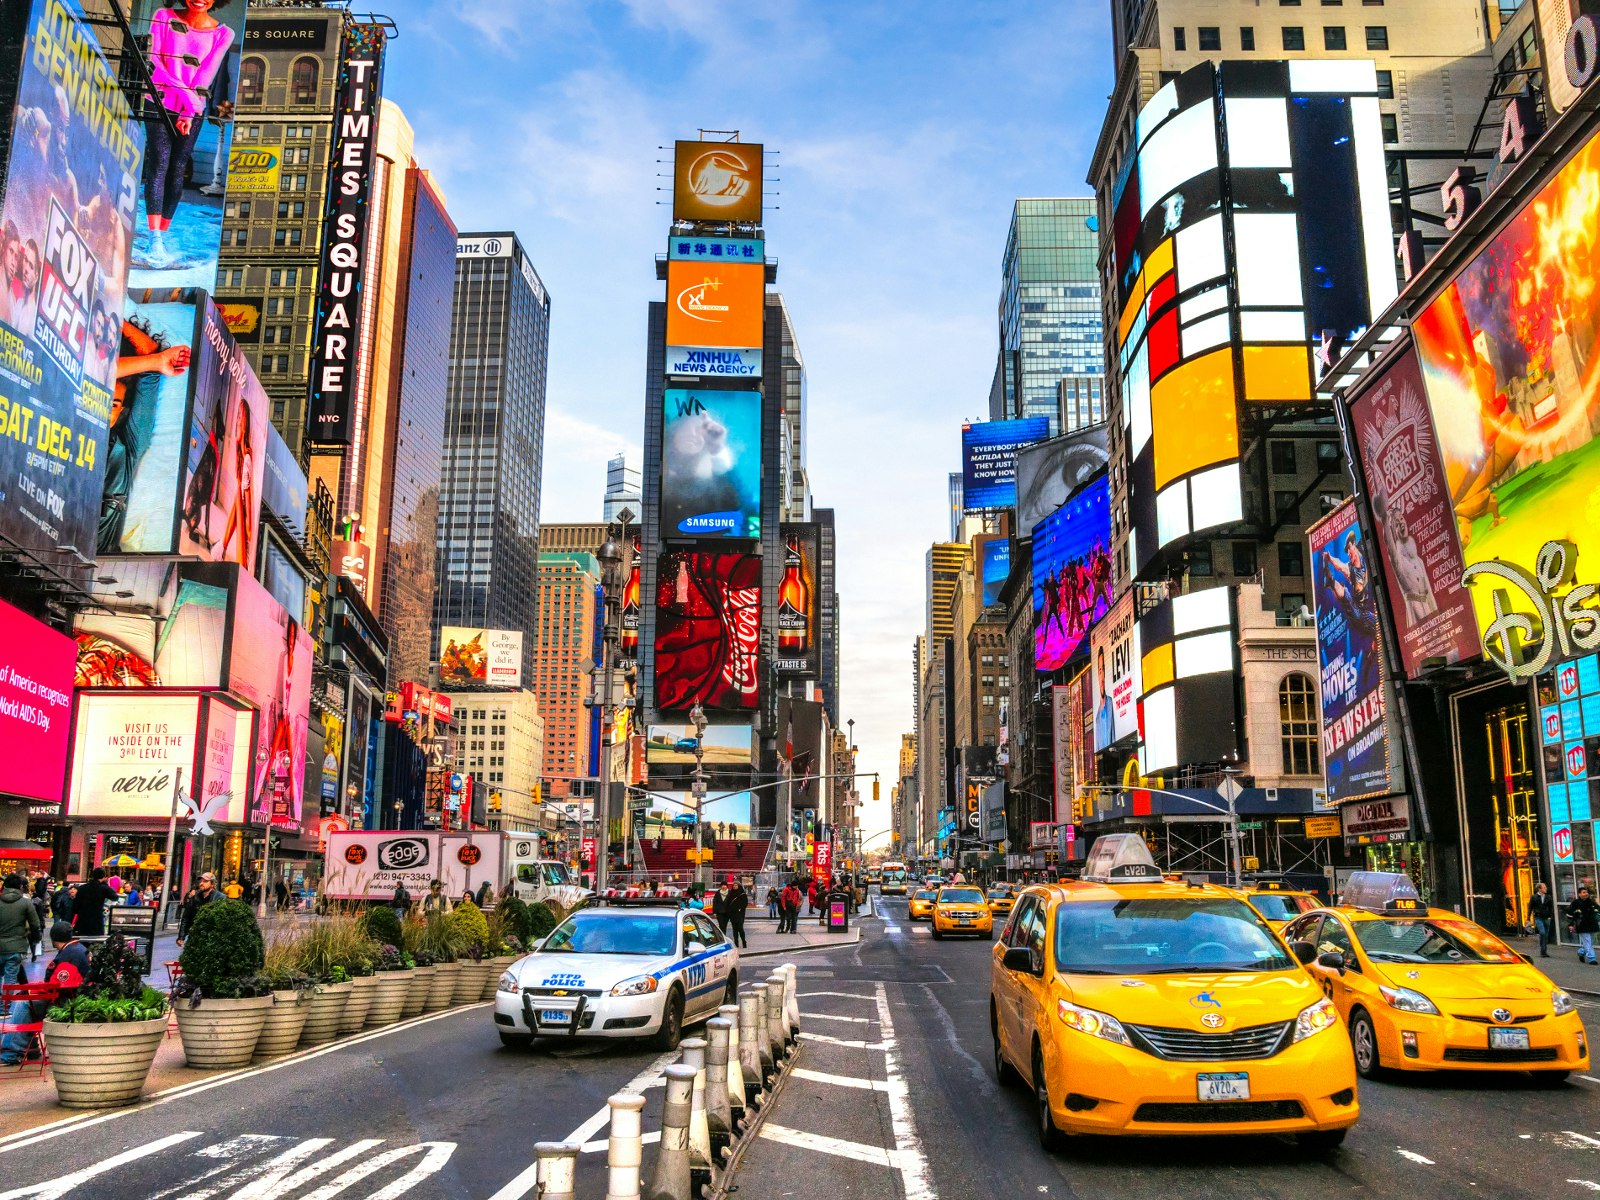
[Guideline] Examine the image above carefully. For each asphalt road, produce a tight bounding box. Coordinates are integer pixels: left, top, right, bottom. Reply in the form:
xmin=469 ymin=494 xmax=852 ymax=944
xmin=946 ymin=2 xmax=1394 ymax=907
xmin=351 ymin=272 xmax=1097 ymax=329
xmin=733 ymin=895 xmax=1600 ymax=1200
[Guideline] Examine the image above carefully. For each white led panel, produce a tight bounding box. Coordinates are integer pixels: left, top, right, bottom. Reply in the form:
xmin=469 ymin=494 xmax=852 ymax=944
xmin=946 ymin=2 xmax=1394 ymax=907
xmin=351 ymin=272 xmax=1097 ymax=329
xmin=1224 ymin=99 xmax=1291 ymax=169
xmin=1289 ymin=59 xmax=1378 ymax=94
xmin=1137 ymin=80 xmax=1180 ymax=148
xmin=1172 ymin=585 xmax=1231 ymax=635
xmin=1142 ymin=686 xmax=1178 ymax=774
xmin=1157 ymin=481 xmax=1190 ymax=547
xmin=1182 ymin=312 xmax=1231 ymax=356
xmin=1240 ymin=310 xmax=1307 ymax=342
xmin=1127 ymin=341 xmax=1152 ymax=456
xmin=1140 ymin=102 xmax=1217 ymax=221
xmin=1176 ymin=214 xmax=1226 ymax=291
xmin=1175 ymin=630 xmax=1235 ymax=678
xmin=1234 ymin=213 xmax=1303 ymax=307
xmin=1180 ymin=285 xmax=1229 ymax=322
xmin=1189 ymin=462 xmax=1244 ymax=532
xmin=1351 ymin=95 xmax=1399 ymax=317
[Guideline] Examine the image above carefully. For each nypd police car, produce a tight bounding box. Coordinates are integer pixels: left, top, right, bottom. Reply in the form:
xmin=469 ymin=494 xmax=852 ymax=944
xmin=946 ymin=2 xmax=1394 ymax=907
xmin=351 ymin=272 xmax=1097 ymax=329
xmin=494 ymin=904 xmax=738 ymax=1050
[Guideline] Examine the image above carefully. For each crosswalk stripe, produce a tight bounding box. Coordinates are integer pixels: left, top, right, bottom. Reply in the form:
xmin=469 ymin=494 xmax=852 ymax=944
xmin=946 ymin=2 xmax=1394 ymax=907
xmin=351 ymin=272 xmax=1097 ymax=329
xmin=791 ymin=1067 xmax=891 ymax=1092
xmin=799 ymin=1032 xmax=888 ymax=1050
xmin=759 ymin=1123 xmax=901 ymax=1168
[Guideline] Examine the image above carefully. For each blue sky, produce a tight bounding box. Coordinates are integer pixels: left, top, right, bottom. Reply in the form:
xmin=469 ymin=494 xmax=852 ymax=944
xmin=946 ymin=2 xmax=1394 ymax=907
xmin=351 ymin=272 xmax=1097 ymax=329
xmin=375 ymin=0 xmax=1115 ymax=841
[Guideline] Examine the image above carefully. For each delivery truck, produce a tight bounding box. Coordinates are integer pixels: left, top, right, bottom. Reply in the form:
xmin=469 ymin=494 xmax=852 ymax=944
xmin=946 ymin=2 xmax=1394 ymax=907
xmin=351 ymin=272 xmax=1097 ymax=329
xmin=322 ymin=831 xmax=589 ymax=909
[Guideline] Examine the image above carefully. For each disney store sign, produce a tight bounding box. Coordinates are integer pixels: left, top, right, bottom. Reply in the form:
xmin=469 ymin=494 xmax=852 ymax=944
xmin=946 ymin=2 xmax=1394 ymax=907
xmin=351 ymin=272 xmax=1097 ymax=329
xmin=1462 ymin=541 xmax=1600 ymax=682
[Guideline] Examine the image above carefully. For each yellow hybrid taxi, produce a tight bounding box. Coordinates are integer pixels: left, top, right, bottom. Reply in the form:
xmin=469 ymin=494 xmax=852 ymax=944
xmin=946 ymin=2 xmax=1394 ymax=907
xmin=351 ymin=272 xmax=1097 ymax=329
xmin=988 ymin=885 xmax=1017 ymax=917
xmin=1283 ymin=873 xmax=1587 ymax=1084
xmin=991 ymin=835 xmax=1357 ymax=1153
xmin=908 ymin=888 xmax=936 ymax=921
xmin=932 ymin=885 xmax=995 ymax=939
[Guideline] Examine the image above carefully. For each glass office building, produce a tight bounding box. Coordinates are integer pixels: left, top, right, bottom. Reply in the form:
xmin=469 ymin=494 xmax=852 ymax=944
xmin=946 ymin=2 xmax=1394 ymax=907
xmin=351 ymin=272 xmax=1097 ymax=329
xmin=997 ymin=199 xmax=1105 ymax=436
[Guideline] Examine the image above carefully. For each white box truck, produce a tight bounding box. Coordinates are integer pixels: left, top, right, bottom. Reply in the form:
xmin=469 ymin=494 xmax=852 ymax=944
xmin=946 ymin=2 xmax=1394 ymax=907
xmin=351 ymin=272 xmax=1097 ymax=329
xmin=322 ymin=830 xmax=588 ymax=909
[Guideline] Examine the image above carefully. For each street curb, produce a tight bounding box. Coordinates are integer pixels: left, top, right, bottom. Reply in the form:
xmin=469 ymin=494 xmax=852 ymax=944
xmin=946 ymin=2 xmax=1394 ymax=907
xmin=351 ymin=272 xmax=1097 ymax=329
xmin=710 ymin=1039 xmax=803 ymax=1199
xmin=742 ymin=932 xmax=860 ymax=959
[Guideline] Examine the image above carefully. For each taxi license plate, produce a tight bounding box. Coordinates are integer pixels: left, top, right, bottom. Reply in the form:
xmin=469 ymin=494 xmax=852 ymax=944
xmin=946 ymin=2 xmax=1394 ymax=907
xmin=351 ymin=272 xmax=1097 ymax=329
xmin=1197 ymin=1072 xmax=1250 ymax=1102
xmin=955 ymin=916 xmax=973 ymax=923
xmin=539 ymin=1010 xmax=572 ymax=1025
xmin=1489 ymin=1027 xmax=1530 ymax=1051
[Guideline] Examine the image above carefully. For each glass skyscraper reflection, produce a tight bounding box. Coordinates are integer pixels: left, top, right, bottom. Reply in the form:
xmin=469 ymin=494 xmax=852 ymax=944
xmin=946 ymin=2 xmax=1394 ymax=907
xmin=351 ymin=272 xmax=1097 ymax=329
xmin=434 ymin=233 xmax=551 ymax=684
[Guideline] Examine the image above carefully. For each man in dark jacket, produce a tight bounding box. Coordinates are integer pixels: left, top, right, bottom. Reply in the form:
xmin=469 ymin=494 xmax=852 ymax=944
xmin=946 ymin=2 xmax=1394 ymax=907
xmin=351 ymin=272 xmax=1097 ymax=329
xmin=726 ymin=880 xmax=749 ymax=948
xmin=1569 ymin=886 xmax=1600 ymax=964
xmin=0 ymin=875 xmax=40 ymax=987
xmin=70 ymin=869 xmax=118 ymax=938
xmin=177 ymin=872 xmax=223 ymax=946
xmin=1 ymin=922 xmax=88 ymax=1065
xmin=50 ymin=884 xmax=75 ymax=924
xmin=1531 ymin=882 xmax=1556 ymax=957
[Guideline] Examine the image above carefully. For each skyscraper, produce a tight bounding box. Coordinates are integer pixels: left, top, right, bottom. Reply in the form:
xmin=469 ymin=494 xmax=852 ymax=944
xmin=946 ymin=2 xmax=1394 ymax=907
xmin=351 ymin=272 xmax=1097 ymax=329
xmin=995 ymin=199 xmax=1105 ymax=435
xmin=603 ymin=453 xmax=641 ymax=522
xmin=530 ymin=552 xmax=601 ymax=800
xmin=434 ymin=233 xmax=551 ymax=684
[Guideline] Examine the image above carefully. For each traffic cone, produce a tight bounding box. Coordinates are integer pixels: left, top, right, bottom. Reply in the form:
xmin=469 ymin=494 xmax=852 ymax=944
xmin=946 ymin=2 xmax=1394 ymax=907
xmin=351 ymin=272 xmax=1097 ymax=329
xmin=737 ymin=992 xmax=765 ymax=1104
xmin=765 ymin=973 xmax=788 ymax=1063
xmin=718 ymin=1002 xmax=747 ymax=1122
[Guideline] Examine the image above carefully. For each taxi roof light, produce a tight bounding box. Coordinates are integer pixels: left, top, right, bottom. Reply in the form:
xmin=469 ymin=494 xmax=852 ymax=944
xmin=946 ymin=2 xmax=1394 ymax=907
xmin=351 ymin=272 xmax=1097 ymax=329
xmin=1081 ymin=834 xmax=1163 ymax=883
xmin=1340 ymin=871 xmax=1423 ymax=915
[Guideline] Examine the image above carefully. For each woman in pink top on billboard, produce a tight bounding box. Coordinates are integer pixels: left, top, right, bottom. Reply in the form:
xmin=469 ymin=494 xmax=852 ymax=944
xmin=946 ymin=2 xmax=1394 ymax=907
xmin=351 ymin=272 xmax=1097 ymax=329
xmin=142 ymin=0 xmax=234 ymax=268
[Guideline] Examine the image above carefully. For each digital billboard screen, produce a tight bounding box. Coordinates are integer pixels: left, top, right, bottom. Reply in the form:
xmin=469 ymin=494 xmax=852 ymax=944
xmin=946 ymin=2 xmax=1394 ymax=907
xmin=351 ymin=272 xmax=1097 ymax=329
xmin=75 ymin=574 xmax=228 ymax=689
xmin=672 ymin=140 xmax=763 ymax=225
xmin=1413 ymin=123 xmax=1600 ymax=644
xmin=1032 ymin=476 xmax=1112 ymax=672
xmin=645 ymin=724 xmax=752 ymax=767
xmin=1089 ymin=591 xmax=1140 ymax=751
xmin=661 ymin=387 xmax=760 ymax=539
xmin=67 ymin=693 xmax=199 ymax=820
xmin=0 ymin=596 xmax=74 ymax=804
xmin=439 ymin=627 xmax=523 ymax=689
xmin=776 ymin=523 xmax=819 ymax=676
xmin=0 ymin=0 xmax=142 ymax=562
xmin=664 ymin=259 xmax=764 ymax=352
xmin=654 ymin=551 xmax=761 ymax=712
xmin=962 ymin=418 xmax=1049 ymax=512
xmin=1015 ymin=425 xmax=1110 ymax=533
xmin=979 ymin=537 xmax=1010 ymax=608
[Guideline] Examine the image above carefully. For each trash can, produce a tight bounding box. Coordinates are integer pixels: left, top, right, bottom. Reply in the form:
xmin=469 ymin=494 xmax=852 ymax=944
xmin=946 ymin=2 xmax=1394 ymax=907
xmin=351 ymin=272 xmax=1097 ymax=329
xmin=826 ymin=890 xmax=850 ymax=933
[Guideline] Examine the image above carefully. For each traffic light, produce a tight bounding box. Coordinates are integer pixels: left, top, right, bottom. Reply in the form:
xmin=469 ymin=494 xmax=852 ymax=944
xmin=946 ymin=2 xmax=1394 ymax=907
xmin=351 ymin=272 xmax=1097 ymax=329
xmin=872 ymin=778 xmax=880 ymax=802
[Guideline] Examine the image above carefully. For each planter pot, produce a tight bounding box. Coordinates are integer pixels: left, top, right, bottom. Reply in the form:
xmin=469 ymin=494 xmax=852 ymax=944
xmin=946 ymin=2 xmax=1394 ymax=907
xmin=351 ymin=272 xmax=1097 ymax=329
xmin=341 ymin=974 xmax=378 ymax=1034
xmin=425 ymin=962 xmax=461 ymax=1011
xmin=253 ymin=990 xmax=310 ymax=1060
xmin=44 ymin=1016 xmax=166 ymax=1108
xmin=401 ymin=966 xmax=434 ymax=1018
xmin=366 ymin=971 xmax=411 ymax=1028
xmin=175 ymin=995 xmax=272 ymax=1069
xmin=298 ymin=981 xmax=353 ymax=1047
xmin=454 ymin=961 xmax=493 ymax=1005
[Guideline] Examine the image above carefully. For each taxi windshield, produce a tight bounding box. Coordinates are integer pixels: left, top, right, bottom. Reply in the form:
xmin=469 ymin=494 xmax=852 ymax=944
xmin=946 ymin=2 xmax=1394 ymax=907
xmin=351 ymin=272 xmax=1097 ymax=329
xmin=988 ymin=887 xmax=1013 ymax=898
xmin=1054 ymin=898 xmax=1294 ymax=974
xmin=541 ymin=912 xmax=677 ymax=956
xmin=1351 ymin=918 xmax=1520 ymax=964
xmin=913 ymin=889 xmax=936 ymax=901
xmin=939 ymin=888 xmax=985 ymax=904
xmin=1248 ymin=893 xmax=1313 ymax=922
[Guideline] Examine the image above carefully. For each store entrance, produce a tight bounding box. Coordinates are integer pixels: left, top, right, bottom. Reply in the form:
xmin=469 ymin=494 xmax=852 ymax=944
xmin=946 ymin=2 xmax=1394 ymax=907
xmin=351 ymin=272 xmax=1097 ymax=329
xmin=1452 ymin=681 xmax=1541 ymax=935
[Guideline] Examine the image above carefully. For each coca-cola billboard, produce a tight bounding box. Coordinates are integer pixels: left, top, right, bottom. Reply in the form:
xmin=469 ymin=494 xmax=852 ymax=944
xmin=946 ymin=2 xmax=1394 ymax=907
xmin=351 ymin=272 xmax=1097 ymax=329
xmin=653 ymin=551 xmax=761 ymax=712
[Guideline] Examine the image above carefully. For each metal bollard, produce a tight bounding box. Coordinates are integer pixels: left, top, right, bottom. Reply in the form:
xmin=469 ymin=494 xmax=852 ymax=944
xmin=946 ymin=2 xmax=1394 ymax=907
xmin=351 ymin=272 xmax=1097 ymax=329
xmin=605 ymin=1092 xmax=647 ymax=1200
xmin=704 ymin=1018 xmax=735 ymax=1152
xmin=751 ymin=983 xmax=775 ymax=1078
xmin=737 ymin=992 xmax=765 ymax=1101
xmin=645 ymin=1064 xmax=697 ymax=1200
xmin=534 ymin=1142 xmax=580 ymax=1200
xmin=718 ymin=1002 xmax=747 ymax=1119
xmin=678 ymin=1037 xmax=713 ymax=1178
xmin=765 ymin=974 xmax=788 ymax=1063
xmin=781 ymin=962 xmax=800 ymax=1040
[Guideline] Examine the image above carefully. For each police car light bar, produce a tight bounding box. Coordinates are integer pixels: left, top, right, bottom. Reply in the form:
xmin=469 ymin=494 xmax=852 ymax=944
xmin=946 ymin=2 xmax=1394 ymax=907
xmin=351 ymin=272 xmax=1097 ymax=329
xmin=1340 ymin=871 xmax=1424 ymax=915
xmin=1081 ymin=834 xmax=1164 ymax=883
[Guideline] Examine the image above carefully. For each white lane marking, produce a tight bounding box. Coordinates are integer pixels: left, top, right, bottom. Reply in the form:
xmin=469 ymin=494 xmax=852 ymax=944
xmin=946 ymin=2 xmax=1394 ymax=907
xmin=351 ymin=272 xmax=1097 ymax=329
xmin=487 ymin=1050 xmax=678 ymax=1200
xmin=302 ymin=1141 xmax=455 ymax=1200
xmin=1566 ymin=1132 xmax=1600 ymax=1148
xmin=1569 ymin=1182 xmax=1600 ymax=1193
xmin=1396 ymin=1149 xmax=1436 ymax=1165
xmin=792 ymin=1067 xmax=891 ymax=1092
xmin=581 ymin=1130 xmax=661 ymax=1154
xmin=760 ymin=1123 xmax=902 ymax=1168
xmin=882 ymin=923 xmax=902 ymax=935
xmin=798 ymin=991 xmax=877 ymax=1001
xmin=0 ymin=1131 xmax=204 ymax=1199
xmin=1582 ymin=1075 xmax=1600 ymax=1084
xmin=184 ymin=1137 xmax=335 ymax=1200
xmin=230 ymin=1138 xmax=387 ymax=1200
xmin=145 ymin=1135 xmax=285 ymax=1200
xmin=805 ymin=1013 xmax=873 ymax=1024
xmin=798 ymin=1032 xmax=888 ymax=1050
xmin=875 ymin=981 xmax=935 ymax=1200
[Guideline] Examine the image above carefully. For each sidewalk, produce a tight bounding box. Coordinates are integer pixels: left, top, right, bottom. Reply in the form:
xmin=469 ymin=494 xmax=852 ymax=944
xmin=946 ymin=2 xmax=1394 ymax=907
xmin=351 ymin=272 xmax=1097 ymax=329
xmin=736 ymin=899 xmax=872 ymax=957
xmin=1502 ymin=933 xmax=1600 ymax=996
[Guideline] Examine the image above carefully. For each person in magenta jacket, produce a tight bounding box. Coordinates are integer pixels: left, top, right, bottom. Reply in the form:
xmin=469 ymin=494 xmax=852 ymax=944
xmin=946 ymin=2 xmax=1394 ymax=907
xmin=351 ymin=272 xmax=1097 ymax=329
xmin=142 ymin=0 xmax=234 ymax=266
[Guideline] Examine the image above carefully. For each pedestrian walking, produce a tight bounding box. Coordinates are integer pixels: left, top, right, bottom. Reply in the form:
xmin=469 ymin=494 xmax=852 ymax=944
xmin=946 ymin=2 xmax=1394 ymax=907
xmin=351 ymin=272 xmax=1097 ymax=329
xmin=274 ymin=879 xmax=290 ymax=912
xmin=712 ymin=882 xmax=732 ymax=934
xmin=0 ymin=875 xmax=41 ymax=988
xmin=1569 ymin=886 xmax=1600 ymax=964
xmin=70 ymin=869 xmax=118 ymax=938
xmin=1531 ymin=882 xmax=1555 ymax=957
xmin=28 ymin=889 xmax=46 ymax=962
xmin=177 ymin=872 xmax=223 ymax=947
xmin=780 ymin=882 xmax=802 ymax=934
xmin=49 ymin=884 xmax=73 ymax=925
xmin=392 ymin=882 xmax=411 ymax=916
xmin=727 ymin=878 xmax=749 ymax=948
xmin=222 ymin=877 xmax=243 ymax=900
xmin=765 ymin=886 xmax=779 ymax=920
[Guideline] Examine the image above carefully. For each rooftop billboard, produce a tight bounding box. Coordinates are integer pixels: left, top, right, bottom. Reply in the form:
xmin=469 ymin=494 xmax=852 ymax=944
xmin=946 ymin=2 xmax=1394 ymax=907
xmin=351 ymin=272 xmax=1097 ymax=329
xmin=672 ymin=140 xmax=763 ymax=225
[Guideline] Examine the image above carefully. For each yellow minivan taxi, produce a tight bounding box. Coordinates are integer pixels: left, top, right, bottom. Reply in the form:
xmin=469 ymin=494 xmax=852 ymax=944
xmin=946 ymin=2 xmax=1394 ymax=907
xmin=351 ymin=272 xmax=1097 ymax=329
xmin=1283 ymin=872 xmax=1587 ymax=1083
xmin=908 ymin=888 xmax=936 ymax=921
xmin=988 ymin=885 xmax=1017 ymax=917
xmin=932 ymin=885 xmax=994 ymax=939
xmin=991 ymin=835 xmax=1357 ymax=1154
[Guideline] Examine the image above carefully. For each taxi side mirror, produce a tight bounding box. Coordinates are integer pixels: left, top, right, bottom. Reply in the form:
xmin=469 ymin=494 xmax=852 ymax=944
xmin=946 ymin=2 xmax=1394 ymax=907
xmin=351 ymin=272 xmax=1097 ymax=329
xmin=1002 ymin=946 xmax=1040 ymax=976
xmin=1315 ymin=951 xmax=1346 ymax=973
xmin=1289 ymin=940 xmax=1317 ymax=965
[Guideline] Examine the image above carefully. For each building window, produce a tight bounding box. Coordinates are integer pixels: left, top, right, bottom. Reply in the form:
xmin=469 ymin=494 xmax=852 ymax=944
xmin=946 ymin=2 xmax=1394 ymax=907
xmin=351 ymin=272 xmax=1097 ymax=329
xmin=1172 ymin=26 xmax=1187 ymax=49
xmin=1324 ymin=25 xmax=1347 ymax=49
xmin=1275 ymin=490 xmax=1300 ymax=520
xmin=1270 ymin=441 xmax=1297 ymax=474
xmin=219 ymin=268 xmax=243 ymax=289
xmin=1188 ymin=543 xmax=1214 ymax=576
xmin=1241 ymin=26 xmax=1256 ymax=49
xmin=290 ymin=57 xmax=320 ymax=104
xmin=1316 ymin=440 xmax=1340 ymax=468
xmin=1319 ymin=491 xmax=1344 ymax=514
xmin=1283 ymin=25 xmax=1306 ymax=49
xmin=1280 ymin=674 xmax=1321 ymax=775
xmin=1198 ymin=26 xmax=1221 ymax=50
xmin=1232 ymin=542 xmax=1258 ymax=577
xmin=1380 ymin=112 xmax=1399 ymax=143
xmin=1279 ymin=540 xmax=1305 ymax=576
xmin=1365 ymin=24 xmax=1388 ymax=49
xmin=1376 ymin=69 xmax=1393 ymax=97
xmin=238 ymin=57 xmax=265 ymax=106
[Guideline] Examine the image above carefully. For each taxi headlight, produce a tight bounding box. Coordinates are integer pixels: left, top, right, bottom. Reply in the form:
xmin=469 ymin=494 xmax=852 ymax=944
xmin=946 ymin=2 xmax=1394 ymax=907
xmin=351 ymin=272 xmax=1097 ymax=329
xmin=1292 ymin=999 xmax=1339 ymax=1043
xmin=1554 ymin=988 xmax=1577 ymax=1016
xmin=1378 ymin=985 xmax=1439 ymax=1015
xmin=1056 ymin=999 xmax=1130 ymax=1046
xmin=610 ymin=975 xmax=659 ymax=997
xmin=497 ymin=971 xmax=519 ymax=995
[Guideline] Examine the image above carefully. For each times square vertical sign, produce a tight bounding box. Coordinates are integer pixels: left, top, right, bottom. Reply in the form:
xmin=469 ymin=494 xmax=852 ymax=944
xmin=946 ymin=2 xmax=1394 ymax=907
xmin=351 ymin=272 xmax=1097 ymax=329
xmin=307 ymin=23 xmax=386 ymax=445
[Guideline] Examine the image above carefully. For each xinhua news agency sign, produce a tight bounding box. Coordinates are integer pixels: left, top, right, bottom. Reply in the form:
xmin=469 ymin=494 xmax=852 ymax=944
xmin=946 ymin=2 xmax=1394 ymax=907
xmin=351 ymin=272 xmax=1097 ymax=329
xmin=307 ymin=23 xmax=387 ymax=445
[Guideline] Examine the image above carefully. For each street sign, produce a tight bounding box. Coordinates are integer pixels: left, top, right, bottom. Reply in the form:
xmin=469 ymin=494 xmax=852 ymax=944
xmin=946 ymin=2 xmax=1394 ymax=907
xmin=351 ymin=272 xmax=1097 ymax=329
xmin=1237 ymin=821 xmax=1263 ymax=832
xmin=1217 ymin=777 xmax=1243 ymax=803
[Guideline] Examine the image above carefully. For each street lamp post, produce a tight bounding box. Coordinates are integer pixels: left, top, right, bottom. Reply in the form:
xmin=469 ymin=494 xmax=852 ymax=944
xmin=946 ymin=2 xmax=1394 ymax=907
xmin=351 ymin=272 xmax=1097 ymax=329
xmin=593 ymin=510 xmax=632 ymax=897
xmin=690 ymin=702 xmax=709 ymax=891
xmin=254 ymin=748 xmax=271 ymax=920
xmin=1220 ymin=753 xmax=1244 ymax=889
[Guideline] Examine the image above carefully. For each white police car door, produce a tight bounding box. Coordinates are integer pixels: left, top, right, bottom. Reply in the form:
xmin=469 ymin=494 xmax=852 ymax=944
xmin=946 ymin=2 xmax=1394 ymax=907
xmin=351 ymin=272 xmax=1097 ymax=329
xmin=682 ymin=912 xmax=730 ymax=1018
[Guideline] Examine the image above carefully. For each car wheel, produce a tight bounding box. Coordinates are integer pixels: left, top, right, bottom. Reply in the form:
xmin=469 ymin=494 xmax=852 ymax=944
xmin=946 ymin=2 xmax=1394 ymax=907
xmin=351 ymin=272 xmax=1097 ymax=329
xmin=1349 ymin=1008 xmax=1384 ymax=1079
xmin=498 ymin=1032 xmax=533 ymax=1050
xmin=991 ymin=1007 xmax=1019 ymax=1088
xmin=1033 ymin=1043 xmax=1065 ymax=1153
xmin=931 ymin=928 xmax=944 ymax=940
xmin=724 ymin=971 xmax=739 ymax=1005
xmin=1296 ymin=1129 xmax=1347 ymax=1155
xmin=1532 ymin=1070 xmax=1571 ymax=1088
xmin=652 ymin=987 xmax=685 ymax=1051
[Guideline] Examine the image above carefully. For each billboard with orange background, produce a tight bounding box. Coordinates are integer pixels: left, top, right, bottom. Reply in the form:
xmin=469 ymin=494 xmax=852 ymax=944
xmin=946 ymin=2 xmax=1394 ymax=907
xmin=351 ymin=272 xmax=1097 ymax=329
xmin=664 ymin=259 xmax=764 ymax=351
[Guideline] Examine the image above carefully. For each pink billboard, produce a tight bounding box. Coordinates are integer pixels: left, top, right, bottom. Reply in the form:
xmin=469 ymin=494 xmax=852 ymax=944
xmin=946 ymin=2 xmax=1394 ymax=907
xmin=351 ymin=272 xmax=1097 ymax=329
xmin=223 ymin=567 xmax=312 ymax=831
xmin=0 ymin=598 xmax=75 ymax=805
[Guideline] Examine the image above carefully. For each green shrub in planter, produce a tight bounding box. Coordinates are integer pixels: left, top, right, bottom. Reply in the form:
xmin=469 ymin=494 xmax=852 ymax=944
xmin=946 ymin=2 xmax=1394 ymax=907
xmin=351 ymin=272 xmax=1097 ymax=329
xmin=523 ymin=901 xmax=558 ymax=943
xmin=178 ymin=899 xmax=269 ymax=999
xmin=497 ymin=895 xmax=528 ymax=940
xmin=446 ymin=902 xmax=489 ymax=959
xmin=362 ymin=904 xmax=403 ymax=948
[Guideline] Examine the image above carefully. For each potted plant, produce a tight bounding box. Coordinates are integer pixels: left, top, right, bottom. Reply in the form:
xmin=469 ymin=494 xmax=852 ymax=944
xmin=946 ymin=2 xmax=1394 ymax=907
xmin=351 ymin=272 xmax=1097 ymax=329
xmin=42 ymin=935 xmax=168 ymax=1108
xmin=254 ymin=936 xmax=311 ymax=1060
xmin=292 ymin=919 xmax=358 ymax=1046
xmin=174 ymin=899 xmax=272 ymax=1069
xmin=420 ymin=914 xmax=460 ymax=1012
xmin=447 ymin=902 xmax=493 ymax=1004
xmin=482 ymin=908 xmax=523 ymax=1000
xmin=340 ymin=938 xmax=380 ymax=1035
xmin=365 ymin=944 xmax=411 ymax=1027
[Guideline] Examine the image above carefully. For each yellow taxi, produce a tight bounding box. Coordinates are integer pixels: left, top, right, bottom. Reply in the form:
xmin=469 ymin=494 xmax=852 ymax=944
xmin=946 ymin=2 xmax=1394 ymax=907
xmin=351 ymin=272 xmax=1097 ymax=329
xmin=1283 ymin=872 xmax=1587 ymax=1084
xmin=908 ymin=887 xmax=936 ymax=921
xmin=991 ymin=835 xmax=1357 ymax=1154
xmin=932 ymin=885 xmax=995 ymax=939
xmin=988 ymin=885 xmax=1017 ymax=917
xmin=1243 ymin=881 xmax=1320 ymax=930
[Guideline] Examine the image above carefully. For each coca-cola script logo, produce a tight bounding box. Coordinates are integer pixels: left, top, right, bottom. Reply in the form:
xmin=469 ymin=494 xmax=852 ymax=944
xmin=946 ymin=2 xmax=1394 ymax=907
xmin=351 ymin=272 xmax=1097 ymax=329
xmin=457 ymin=844 xmax=482 ymax=866
xmin=377 ymin=838 xmax=429 ymax=870
xmin=344 ymin=844 xmax=368 ymax=865
xmin=721 ymin=585 xmax=761 ymax=698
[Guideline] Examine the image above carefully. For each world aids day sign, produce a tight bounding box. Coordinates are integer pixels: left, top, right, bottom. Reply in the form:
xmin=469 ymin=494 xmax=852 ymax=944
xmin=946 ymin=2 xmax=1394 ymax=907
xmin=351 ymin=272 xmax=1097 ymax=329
xmin=0 ymin=597 xmax=74 ymax=805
